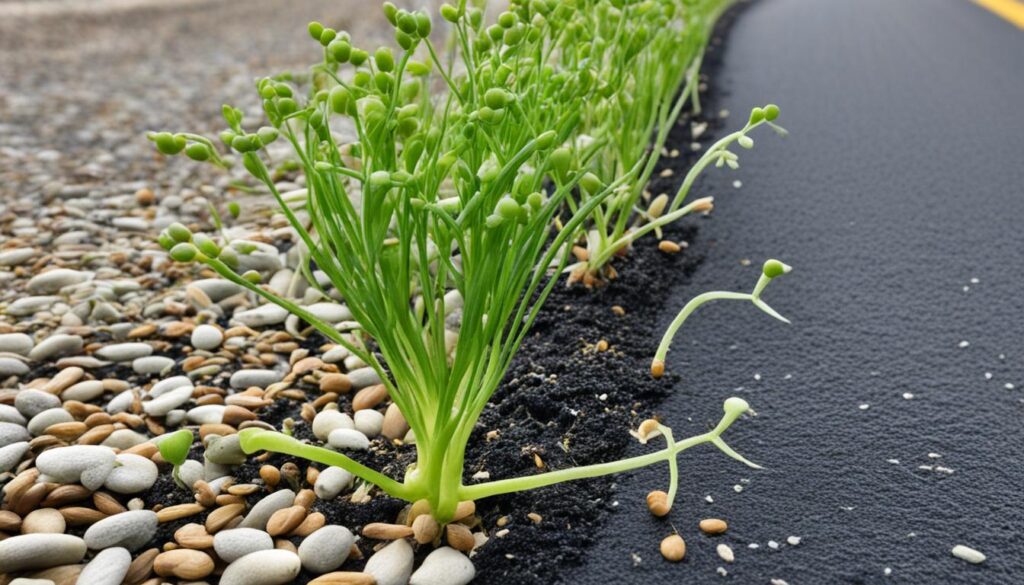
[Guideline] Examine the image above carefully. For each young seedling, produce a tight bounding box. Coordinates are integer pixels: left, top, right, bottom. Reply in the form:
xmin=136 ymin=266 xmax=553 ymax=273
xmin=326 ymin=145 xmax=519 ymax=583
xmin=149 ymin=0 xmax=790 ymax=524
xmin=158 ymin=429 xmax=194 ymax=489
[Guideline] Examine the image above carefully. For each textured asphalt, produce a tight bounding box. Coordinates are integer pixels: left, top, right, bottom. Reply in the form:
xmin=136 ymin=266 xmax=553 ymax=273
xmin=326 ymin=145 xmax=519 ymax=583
xmin=567 ymin=0 xmax=1024 ymax=583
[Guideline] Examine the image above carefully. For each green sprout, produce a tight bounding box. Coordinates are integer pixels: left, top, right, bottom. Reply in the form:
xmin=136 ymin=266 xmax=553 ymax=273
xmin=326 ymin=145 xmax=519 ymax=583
xmin=158 ymin=429 xmax=194 ymax=489
xmin=149 ymin=0 xmax=787 ymax=523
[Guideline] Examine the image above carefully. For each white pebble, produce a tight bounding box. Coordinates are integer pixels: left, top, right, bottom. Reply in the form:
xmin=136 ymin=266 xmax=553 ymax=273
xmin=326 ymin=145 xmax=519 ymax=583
xmin=951 ymin=544 xmax=986 ymax=564
xmin=717 ymin=543 xmax=735 ymax=563
xmin=410 ymin=547 xmax=475 ymax=585
xmin=328 ymin=428 xmax=370 ymax=451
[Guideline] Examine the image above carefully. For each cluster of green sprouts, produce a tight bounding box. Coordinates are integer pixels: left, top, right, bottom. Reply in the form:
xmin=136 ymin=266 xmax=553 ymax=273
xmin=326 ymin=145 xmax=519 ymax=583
xmin=149 ymin=0 xmax=790 ymax=523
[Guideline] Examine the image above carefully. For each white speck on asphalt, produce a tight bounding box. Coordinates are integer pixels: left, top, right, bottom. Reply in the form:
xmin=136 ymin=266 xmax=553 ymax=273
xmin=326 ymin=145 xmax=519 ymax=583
xmin=951 ymin=544 xmax=986 ymax=564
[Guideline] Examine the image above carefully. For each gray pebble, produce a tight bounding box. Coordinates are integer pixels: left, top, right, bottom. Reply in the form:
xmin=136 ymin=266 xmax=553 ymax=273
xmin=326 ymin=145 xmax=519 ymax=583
xmin=229 ymin=369 xmax=283 ymax=390
xmin=142 ymin=385 xmax=193 ymax=416
xmin=0 ymin=404 xmax=26 ymax=425
xmin=312 ymin=409 xmax=354 ymax=441
xmin=0 ymin=248 xmax=36 ymax=267
xmin=36 ymin=445 xmax=116 ymax=490
xmin=233 ymin=304 xmax=288 ymax=327
xmin=187 ymin=404 xmax=225 ymax=425
xmin=149 ymin=375 xmax=193 ymax=397
xmin=239 ymin=489 xmax=295 ymax=530
xmin=132 ymin=355 xmax=174 ymax=375
xmin=303 ymin=302 xmax=353 ymax=323
xmin=15 ymin=389 xmax=61 ymax=418
xmin=313 ymin=466 xmax=354 ymax=500
xmin=76 ymin=546 xmax=131 ymax=585
xmin=104 ymin=453 xmax=158 ymax=494
xmin=0 ymin=421 xmax=31 ymax=447
xmin=0 ymin=442 xmax=30 ymax=473
xmin=0 ymin=333 xmax=34 ymax=355
xmin=177 ymin=459 xmax=204 ymax=489
xmin=220 ymin=549 xmax=301 ymax=585
xmin=27 ymin=408 xmax=74 ymax=436
xmin=191 ymin=279 xmax=244 ymax=302
xmin=322 ymin=346 xmax=349 ymax=363
xmin=191 ymin=324 xmax=224 ymax=350
xmin=28 ymin=334 xmax=83 ymax=361
xmin=213 ymin=528 xmax=274 ymax=563
xmin=27 ymin=269 xmax=90 ymax=294
xmin=409 ymin=547 xmax=475 ymax=585
xmin=363 ymin=538 xmax=414 ymax=585
xmin=0 ymin=357 xmax=29 ymax=377
xmin=101 ymin=429 xmax=149 ymax=450
xmin=83 ymin=510 xmax=158 ymax=551
xmin=105 ymin=389 xmax=135 ymax=414
xmin=61 ymin=380 xmax=105 ymax=402
xmin=347 ymin=366 xmax=382 ymax=389
xmin=205 ymin=434 xmax=246 ymax=465
xmin=94 ymin=342 xmax=152 ymax=362
xmin=354 ymin=409 xmax=384 ymax=438
xmin=0 ymin=534 xmax=87 ymax=573
xmin=328 ymin=428 xmax=370 ymax=451
xmin=298 ymin=525 xmax=354 ymax=573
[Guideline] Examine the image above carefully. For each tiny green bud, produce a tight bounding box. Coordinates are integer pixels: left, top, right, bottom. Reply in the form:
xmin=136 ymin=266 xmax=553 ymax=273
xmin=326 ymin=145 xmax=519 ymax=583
xmin=580 ymin=172 xmax=602 ymax=196
xmin=762 ymin=259 xmax=792 ymax=278
xmin=158 ymin=429 xmax=193 ymax=467
xmin=396 ymin=30 xmax=415 ymax=51
xmin=153 ymin=132 xmax=187 ymax=156
xmin=527 ymin=191 xmax=544 ymax=210
xmin=496 ymin=197 xmax=520 ymax=220
xmin=227 ymin=201 xmax=241 ymax=218
xmin=440 ymin=3 xmax=459 ymax=23
xmin=485 ymin=213 xmax=505 ymax=228
xmin=219 ymin=130 xmax=237 ymax=147
xmin=185 ymin=143 xmax=211 ymax=162
xmin=374 ymin=71 xmax=394 ymax=93
xmin=407 ymin=60 xmax=430 ymax=76
xmin=397 ymin=12 xmax=418 ymax=34
xmin=329 ymin=86 xmax=352 ymax=114
xmin=157 ymin=230 xmax=175 ymax=251
xmin=764 ymin=104 xmax=780 ymax=121
xmin=499 ymin=11 xmax=516 ymax=28
xmin=536 ymin=130 xmax=557 ymax=150
xmin=167 ymin=222 xmax=192 ymax=243
xmin=375 ymin=47 xmax=394 ymax=72
xmin=484 ymin=88 xmax=512 ymax=109
xmin=277 ymin=98 xmax=298 ymax=116
xmin=369 ymin=170 xmax=391 ymax=188
xmin=242 ymin=270 xmax=262 ymax=284
xmin=320 ymin=28 xmax=337 ymax=46
xmin=193 ymin=233 xmax=221 ymax=258
xmin=257 ymin=126 xmax=279 ymax=145
xmin=550 ymin=147 xmax=572 ymax=177
xmin=738 ymin=135 xmax=754 ymax=149
xmin=749 ymin=107 xmax=765 ymax=125
xmin=308 ymin=21 xmax=325 ymax=41
xmin=169 ymin=242 xmax=198 ymax=263
xmin=350 ymin=48 xmax=368 ymax=66
xmin=329 ymin=40 xmax=352 ymax=63
xmin=219 ymin=247 xmax=239 ymax=269
xmin=415 ymin=12 xmax=432 ymax=37
xmin=383 ymin=1 xmax=398 ymax=25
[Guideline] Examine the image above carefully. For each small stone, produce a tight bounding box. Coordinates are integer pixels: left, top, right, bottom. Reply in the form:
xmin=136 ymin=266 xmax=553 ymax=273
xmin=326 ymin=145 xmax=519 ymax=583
xmin=213 ymin=528 xmax=275 ymax=563
xmin=0 ymin=404 xmax=26 ymax=425
xmin=363 ymin=538 xmax=414 ymax=585
xmin=239 ymin=489 xmax=296 ymax=530
xmin=153 ymin=548 xmax=215 ymax=579
xmin=660 ymin=534 xmax=686 ymax=562
xmin=0 ymin=357 xmax=29 ymax=377
xmin=28 ymin=334 xmax=83 ymax=361
xmin=0 ymin=534 xmax=86 ymax=573
xmin=230 ymin=369 xmax=283 ymax=390
xmin=21 ymin=508 xmax=66 ymax=534
xmin=0 ymin=442 xmax=30 ymax=473
xmin=143 ymin=385 xmax=193 ymax=416
xmin=233 ymin=304 xmax=289 ymax=327
xmin=220 ymin=549 xmax=301 ymax=585
xmin=347 ymin=367 xmax=382 ymax=390
xmin=178 ymin=459 xmax=204 ymax=488
xmin=36 ymin=445 xmax=115 ymax=489
xmin=61 ymin=380 xmax=105 ymax=402
xmin=699 ymin=518 xmax=728 ymax=535
xmin=265 ymin=505 xmax=306 ymax=536
xmin=77 ymin=546 xmax=131 ymax=585
xmin=717 ymin=543 xmax=735 ymax=562
xmin=312 ymin=409 xmax=354 ymax=440
xmin=298 ymin=525 xmax=354 ymax=573
xmin=187 ymin=404 xmax=225 ymax=425
xmin=133 ymin=356 xmax=175 ymax=375
xmin=328 ymin=428 xmax=370 ymax=451
xmin=95 ymin=343 xmax=152 ymax=362
xmin=409 ymin=547 xmax=475 ymax=585
xmin=319 ymin=373 xmax=351 ymax=394
xmin=104 ymin=453 xmax=159 ymax=494
xmin=191 ymin=324 xmax=224 ymax=350
xmin=0 ymin=248 xmax=36 ymax=267
xmin=83 ymin=510 xmax=158 ymax=551
xmin=27 ymin=269 xmax=90 ymax=294
xmin=951 ymin=544 xmax=986 ymax=564
xmin=205 ymin=434 xmax=247 ymax=465
xmin=382 ymin=403 xmax=409 ymax=440
xmin=15 ymin=389 xmax=61 ymax=418
xmin=354 ymin=409 xmax=384 ymax=438
xmin=0 ymin=421 xmax=31 ymax=447
xmin=0 ymin=333 xmax=34 ymax=355
xmin=149 ymin=375 xmax=193 ymax=397
xmin=314 ymin=466 xmax=354 ymax=500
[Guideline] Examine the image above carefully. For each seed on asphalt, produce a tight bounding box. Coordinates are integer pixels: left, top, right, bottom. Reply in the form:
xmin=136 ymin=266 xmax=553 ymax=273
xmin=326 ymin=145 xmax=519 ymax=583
xmin=717 ymin=543 xmax=735 ymax=562
xmin=699 ymin=518 xmax=728 ymax=535
xmin=527 ymin=512 xmax=542 ymax=524
xmin=951 ymin=544 xmax=986 ymax=564
xmin=660 ymin=534 xmax=686 ymax=562
xmin=646 ymin=490 xmax=670 ymax=517
xmin=658 ymin=240 xmax=682 ymax=254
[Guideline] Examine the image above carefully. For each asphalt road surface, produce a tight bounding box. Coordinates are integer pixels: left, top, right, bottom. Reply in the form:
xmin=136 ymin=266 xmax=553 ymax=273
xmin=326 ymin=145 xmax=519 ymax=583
xmin=567 ymin=0 xmax=1024 ymax=583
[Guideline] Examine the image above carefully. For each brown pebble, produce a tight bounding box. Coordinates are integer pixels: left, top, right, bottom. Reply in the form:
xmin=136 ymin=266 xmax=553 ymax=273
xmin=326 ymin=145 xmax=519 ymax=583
xmin=40 ymin=485 xmax=91 ymax=508
xmin=175 ymin=523 xmax=215 ymax=549
xmin=136 ymin=188 xmax=156 ymax=206
xmin=352 ymin=384 xmax=388 ymax=411
xmin=125 ymin=547 xmax=159 ymax=584
xmin=381 ymin=402 xmax=409 ymax=441
xmin=527 ymin=512 xmax=542 ymax=524
xmin=275 ymin=538 xmax=298 ymax=553
xmin=21 ymin=508 xmax=66 ymax=534
xmin=699 ymin=518 xmax=728 ymax=535
xmin=452 ymin=500 xmax=476 ymax=522
xmin=308 ymin=572 xmax=377 ymax=585
xmin=319 ymin=373 xmax=352 ymax=394
xmin=60 ymin=506 xmax=107 ymax=526
xmin=156 ymin=503 xmax=206 ymax=523
xmin=412 ymin=514 xmax=439 ymax=544
xmin=266 ymin=505 xmax=307 ymax=536
xmin=295 ymin=488 xmax=316 ymax=510
xmin=362 ymin=522 xmax=414 ymax=540
xmin=646 ymin=490 xmax=670 ymax=517
xmin=204 ymin=502 xmax=245 ymax=533
xmin=0 ymin=510 xmax=22 ymax=532
xmin=222 ymin=404 xmax=257 ymax=426
xmin=660 ymin=534 xmax=686 ymax=561
xmin=290 ymin=512 xmax=326 ymax=537
xmin=153 ymin=548 xmax=215 ymax=579
xmin=658 ymin=240 xmax=682 ymax=254
xmin=405 ymin=499 xmax=432 ymax=526
xmin=93 ymin=491 xmax=128 ymax=516
xmin=446 ymin=523 xmax=475 ymax=552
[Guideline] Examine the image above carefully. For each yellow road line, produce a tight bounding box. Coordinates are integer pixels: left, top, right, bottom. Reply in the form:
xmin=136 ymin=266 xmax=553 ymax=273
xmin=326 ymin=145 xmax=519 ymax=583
xmin=972 ymin=0 xmax=1024 ymax=29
